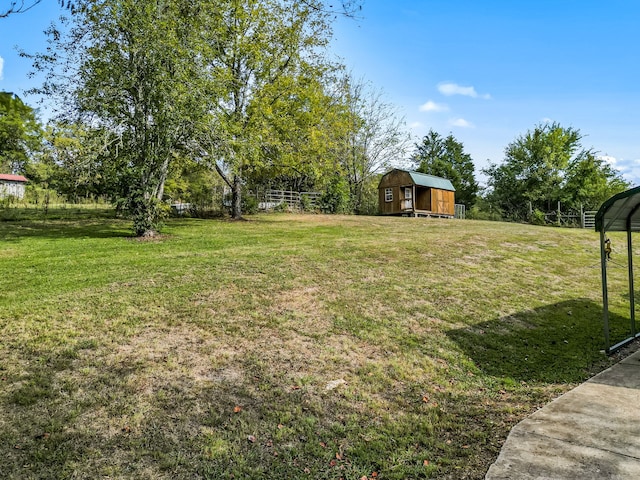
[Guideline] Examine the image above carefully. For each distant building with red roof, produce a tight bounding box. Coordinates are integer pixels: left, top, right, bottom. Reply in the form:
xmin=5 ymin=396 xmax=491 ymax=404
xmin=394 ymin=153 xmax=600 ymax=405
xmin=0 ymin=174 xmax=28 ymax=200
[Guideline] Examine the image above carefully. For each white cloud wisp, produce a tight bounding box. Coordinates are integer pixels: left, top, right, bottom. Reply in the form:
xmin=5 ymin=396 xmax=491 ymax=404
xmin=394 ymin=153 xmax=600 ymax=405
xmin=438 ymin=82 xmax=490 ymax=99
xmin=449 ymin=118 xmax=474 ymax=128
xmin=419 ymin=100 xmax=448 ymax=112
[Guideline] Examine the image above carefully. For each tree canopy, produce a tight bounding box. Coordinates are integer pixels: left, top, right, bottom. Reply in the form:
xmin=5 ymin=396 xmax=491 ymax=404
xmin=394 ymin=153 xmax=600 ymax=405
xmin=483 ymin=123 xmax=629 ymax=221
xmin=0 ymin=91 xmax=42 ymax=175
xmin=188 ymin=0 xmax=341 ymax=219
xmin=412 ymin=129 xmax=478 ymax=208
xmin=334 ymin=75 xmax=409 ymax=214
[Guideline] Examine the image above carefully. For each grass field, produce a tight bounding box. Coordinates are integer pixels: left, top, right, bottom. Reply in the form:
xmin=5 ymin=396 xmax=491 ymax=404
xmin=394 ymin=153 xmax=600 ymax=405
xmin=0 ymin=212 xmax=636 ymax=479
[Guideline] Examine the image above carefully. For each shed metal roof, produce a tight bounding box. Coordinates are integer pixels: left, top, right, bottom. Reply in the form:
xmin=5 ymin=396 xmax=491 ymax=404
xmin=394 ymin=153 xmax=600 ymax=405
xmin=0 ymin=174 xmax=28 ymax=182
xmin=595 ymin=186 xmax=640 ymax=232
xmin=405 ymin=170 xmax=455 ymax=191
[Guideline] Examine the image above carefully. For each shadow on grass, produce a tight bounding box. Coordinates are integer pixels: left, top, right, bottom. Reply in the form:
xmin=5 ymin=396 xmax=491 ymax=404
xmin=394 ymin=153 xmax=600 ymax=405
xmin=0 ymin=219 xmax=132 ymax=241
xmin=447 ymin=299 xmax=632 ymax=384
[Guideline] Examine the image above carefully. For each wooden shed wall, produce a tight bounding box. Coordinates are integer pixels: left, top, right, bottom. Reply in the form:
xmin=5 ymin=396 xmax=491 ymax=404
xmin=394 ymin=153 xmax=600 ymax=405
xmin=378 ymin=170 xmax=455 ymax=216
xmin=431 ymin=189 xmax=455 ymax=216
xmin=379 ymin=170 xmax=414 ymax=214
xmin=378 ymin=169 xmax=413 ymax=189
xmin=379 ymin=185 xmax=401 ymax=214
xmin=415 ymin=188 xmax=431 ymax=211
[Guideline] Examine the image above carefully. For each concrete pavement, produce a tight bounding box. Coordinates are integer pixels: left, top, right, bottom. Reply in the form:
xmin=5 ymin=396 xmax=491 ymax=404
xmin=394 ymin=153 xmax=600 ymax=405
xmin=485 ymin=349 xmax=640 ymax=479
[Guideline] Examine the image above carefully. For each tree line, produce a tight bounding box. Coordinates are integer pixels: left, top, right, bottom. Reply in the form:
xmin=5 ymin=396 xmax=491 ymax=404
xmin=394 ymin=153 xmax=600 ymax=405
xmin=0 ymin=1 xmax=629 ymax=233
xmin=6 ymin=0 xmax=399 ymax=235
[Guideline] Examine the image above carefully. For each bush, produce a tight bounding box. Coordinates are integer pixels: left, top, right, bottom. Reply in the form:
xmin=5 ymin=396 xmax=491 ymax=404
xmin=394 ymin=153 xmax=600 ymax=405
xmin=242 ymin=194 xmax=259 ymax=214
xmin=467 ymin=205 xmax=502 ymax=221
xmin=299 ymin=194 xmax=313 ymax=212
xmin=320 ymin=177 xmax=350 ymax=214
xmin=530 ymin=209 xmax=546 ymax=225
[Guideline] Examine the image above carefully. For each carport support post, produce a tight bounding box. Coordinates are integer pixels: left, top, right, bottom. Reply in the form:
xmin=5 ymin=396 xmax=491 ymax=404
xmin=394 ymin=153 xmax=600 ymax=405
xmin=600 ymin=229 xmax=610 ymax=351
xmin=628 ymin=229 xmax=636 ymax=336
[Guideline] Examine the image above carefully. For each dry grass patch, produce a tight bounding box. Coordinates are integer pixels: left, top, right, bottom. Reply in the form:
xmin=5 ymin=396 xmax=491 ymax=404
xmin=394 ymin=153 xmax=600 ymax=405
xmin=0 ymin=213 xmax=634 ymax=479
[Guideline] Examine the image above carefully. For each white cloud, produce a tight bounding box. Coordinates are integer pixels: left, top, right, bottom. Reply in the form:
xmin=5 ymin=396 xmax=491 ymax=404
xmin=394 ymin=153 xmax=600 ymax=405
xmin=600 ymin=155 xmax=618 ymax=167
xmin=600 ymin=155 xmax=640 ymax=186
xmin=449 ymin=118 xmax=474 ymax=128
xmin=419 ymin=100 xmax=448 ymax=112
xmin=438 ymin=82 xmax=490 ymax=99
xmin=409 ymin=121 xmax=424 ymax=129
xmin=0 ymin=56 xmax=4 ymax=81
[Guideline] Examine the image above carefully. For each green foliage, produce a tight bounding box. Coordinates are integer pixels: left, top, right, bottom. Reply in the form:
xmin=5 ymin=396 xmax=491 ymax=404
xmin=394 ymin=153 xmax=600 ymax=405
xmin=164 ymin=158 xmax=226 ymax=215
xmin=0 ymin=92 xmax=42 ymax=174
xmin=245 ymin=72 xmax=347 ymax=196
xmin=530 ymin=208 xmax=546 ymax=225
xmin=483 ymin=123 xmax=629 ymax=223
xmin=466 ymin=197 xmax=502 ymax=221
xmin=299 ymin=193 xmax=313 ymax=212
xmin=118 ymin=190 xmax=168 ymax=237
xmin=563 ymin=151 xmax=629 ymax=210
xmin=354 ymin=174 xmax=381 ymax=215
xmin=412 ymin=129 xmax=479 ymax=208
xmin=320 ymin=175 xmax=350 ymax=213
xmin=30 ymin=122 xmax=107 ymax=202
xmin=242 ymin=194 xmax=259 ymax=215
xmin=195 ymin=0 xmax=335 ymax=219
xmin=29 ymin=0 xmax=209 ymax=235
xmin=334 ymin=75 xmax=410 ymax=214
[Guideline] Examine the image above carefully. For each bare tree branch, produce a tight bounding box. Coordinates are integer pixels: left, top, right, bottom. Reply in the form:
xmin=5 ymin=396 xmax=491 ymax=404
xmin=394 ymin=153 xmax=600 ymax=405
xmin=298 ymin=0 xmax=363 ymax=19
xmin=1 ymin=0 xmax=71 ymax=19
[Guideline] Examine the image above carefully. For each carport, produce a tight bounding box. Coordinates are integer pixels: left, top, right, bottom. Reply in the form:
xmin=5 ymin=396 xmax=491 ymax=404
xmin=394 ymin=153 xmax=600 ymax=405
xmin=596 ymin=186 xmax=640 ymax=352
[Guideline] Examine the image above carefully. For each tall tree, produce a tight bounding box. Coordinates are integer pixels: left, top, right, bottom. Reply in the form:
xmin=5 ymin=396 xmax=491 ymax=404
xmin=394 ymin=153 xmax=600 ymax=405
xmin=194 ymin=0 xmax=335 ymax=219
xmin=243 ymin=70 xmax=351 ymax=194
xmin=32 ymin=121 xmax=108 ymax=201
xmin=0 ymin=91 xmax=42 ymax=174
xmin=563 ymin=151 xmax=629 ymax=210
xmin=28 ymin=0 xmax=208 ymax=235
xmin=336 ymin=75 xmax=409 ymax=214
xmin=412 ymin=129 xmax=478 ymax=208
xmin=483 ymin=123 xmax=628 ymax=222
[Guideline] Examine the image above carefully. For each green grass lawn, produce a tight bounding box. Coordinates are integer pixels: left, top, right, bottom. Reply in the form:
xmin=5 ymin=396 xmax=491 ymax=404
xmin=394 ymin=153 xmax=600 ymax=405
xmin=0 ymin=212 xmax=635 ymax=479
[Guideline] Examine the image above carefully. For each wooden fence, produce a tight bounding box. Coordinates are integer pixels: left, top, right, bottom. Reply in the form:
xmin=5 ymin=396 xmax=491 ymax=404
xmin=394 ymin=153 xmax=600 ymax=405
xmin=542 ymin=207 xmax=597 ymax=228
xmin=583 ymin=210 xmax=597 ymax=229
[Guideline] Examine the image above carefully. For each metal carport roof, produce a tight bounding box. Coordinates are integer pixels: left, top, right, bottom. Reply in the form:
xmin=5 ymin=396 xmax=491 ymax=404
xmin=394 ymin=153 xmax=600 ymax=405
xmin=596 ymin=185 xmax=640 ymax=232
xmin=596 ymin=186 xmax=640 ymax=352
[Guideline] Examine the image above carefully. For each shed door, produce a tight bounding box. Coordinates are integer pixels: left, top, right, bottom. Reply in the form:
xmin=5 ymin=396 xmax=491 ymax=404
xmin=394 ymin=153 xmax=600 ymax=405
xmin=434 ymin=189 xmax=452 ymax=215
xmin=404 ymin=187 xmax=413 ymax=210
xmin=436 ymin=190 xmax=444 ymax=213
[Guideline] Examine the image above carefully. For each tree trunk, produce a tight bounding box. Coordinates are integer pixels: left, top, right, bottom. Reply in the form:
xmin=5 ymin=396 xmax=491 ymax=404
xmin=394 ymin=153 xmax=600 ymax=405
xmin=213 ymin=163 xmax=243 ymax=219
xmin=232 ymin=174 xmax=242 ymax=219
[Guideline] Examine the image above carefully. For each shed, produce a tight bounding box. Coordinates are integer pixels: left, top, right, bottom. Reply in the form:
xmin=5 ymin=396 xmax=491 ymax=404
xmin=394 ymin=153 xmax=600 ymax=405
xmin=0 ymin=174 xmax=28 ymax=200
xmin=378 ymin=169 xmax=455 ymax=217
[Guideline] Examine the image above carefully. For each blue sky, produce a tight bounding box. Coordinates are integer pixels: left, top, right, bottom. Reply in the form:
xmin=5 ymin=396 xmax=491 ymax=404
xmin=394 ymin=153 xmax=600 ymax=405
xmin=331 ymin=0 xmax=640 ymax=186
xmin=2 ymin=0 xmax=640 ymax=186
